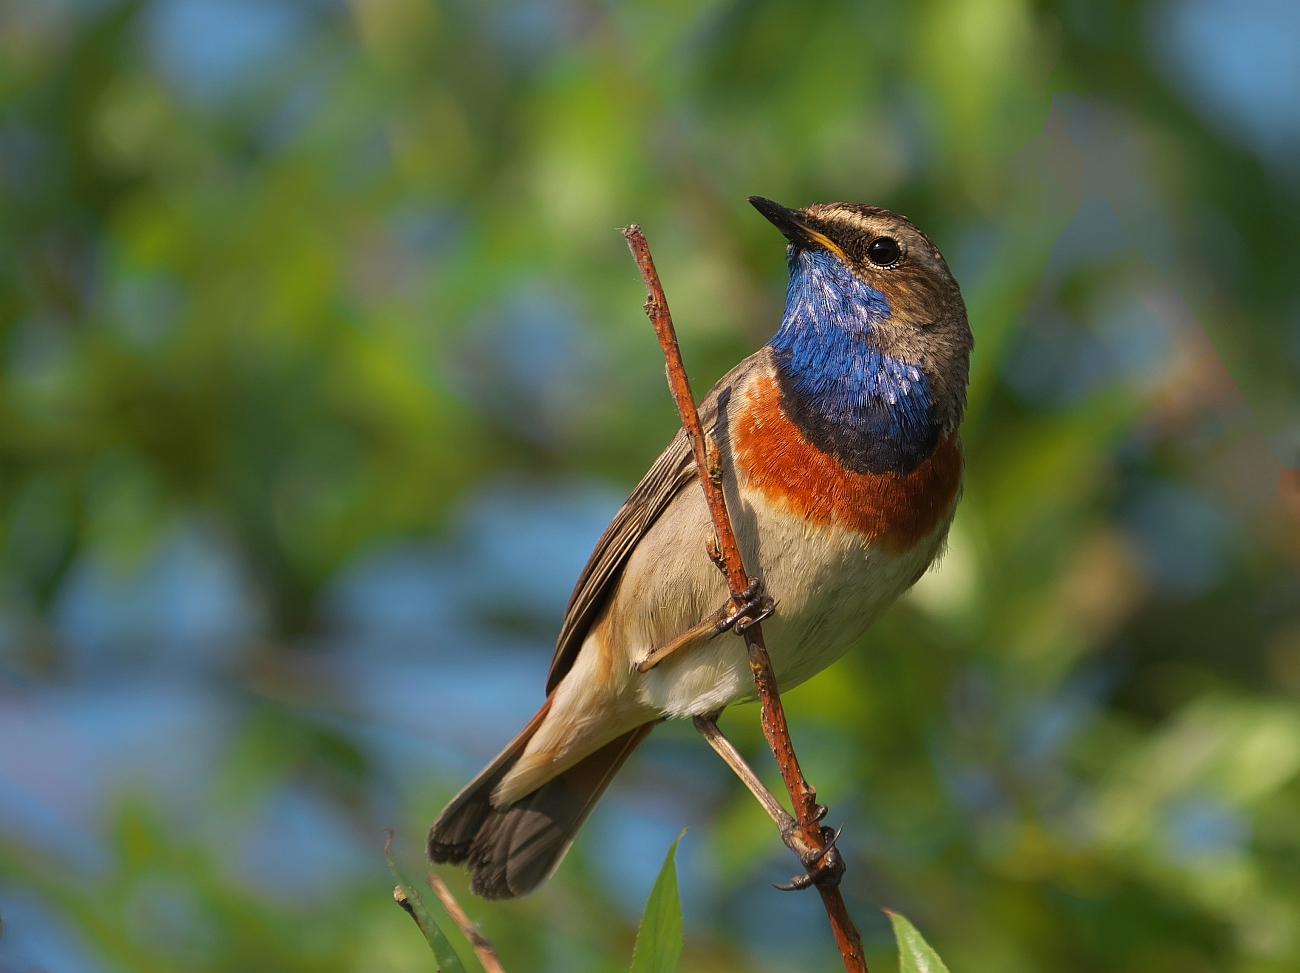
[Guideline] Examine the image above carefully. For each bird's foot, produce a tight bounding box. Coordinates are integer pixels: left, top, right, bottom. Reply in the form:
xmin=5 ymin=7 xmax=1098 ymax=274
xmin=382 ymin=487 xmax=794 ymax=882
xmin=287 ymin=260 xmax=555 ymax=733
xmin=709 ymin=578 xmax=775 ymax=638
xmin=636 ymin=579 xmax=774 ymax=673
xmin=773 ymin=823 xmax=845 ymax=892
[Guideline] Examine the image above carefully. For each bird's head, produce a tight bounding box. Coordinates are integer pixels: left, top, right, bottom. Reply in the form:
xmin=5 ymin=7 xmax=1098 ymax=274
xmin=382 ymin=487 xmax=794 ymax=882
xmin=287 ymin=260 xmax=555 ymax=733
xmin=750 ymin=197 xmax=973 ymax=442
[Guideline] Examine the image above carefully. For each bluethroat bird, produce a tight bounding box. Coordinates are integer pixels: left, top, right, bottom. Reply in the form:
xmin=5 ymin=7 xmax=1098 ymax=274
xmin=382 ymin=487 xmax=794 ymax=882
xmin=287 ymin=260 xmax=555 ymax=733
xmin=429 ymin=198 xmax=973 ymax=898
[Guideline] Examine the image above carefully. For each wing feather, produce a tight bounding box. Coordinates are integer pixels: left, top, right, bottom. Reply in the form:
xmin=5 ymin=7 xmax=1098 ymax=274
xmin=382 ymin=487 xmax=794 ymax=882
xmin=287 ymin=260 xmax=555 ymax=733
xmin=545 ymin=429 xmax=696 ymax=692
xmin=544 ymin=350 xmax=770 ymax=693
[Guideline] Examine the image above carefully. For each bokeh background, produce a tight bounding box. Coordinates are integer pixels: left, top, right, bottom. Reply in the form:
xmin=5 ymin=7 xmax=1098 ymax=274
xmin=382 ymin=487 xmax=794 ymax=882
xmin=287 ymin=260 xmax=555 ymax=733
xmin=3 ymin=0 xmax=1300 ymax=970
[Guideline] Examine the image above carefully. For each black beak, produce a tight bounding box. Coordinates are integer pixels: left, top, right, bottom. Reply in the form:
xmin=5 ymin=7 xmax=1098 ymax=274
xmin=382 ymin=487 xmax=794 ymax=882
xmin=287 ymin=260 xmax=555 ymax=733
xmin=748 ymin=196 xmax=843 ymax=257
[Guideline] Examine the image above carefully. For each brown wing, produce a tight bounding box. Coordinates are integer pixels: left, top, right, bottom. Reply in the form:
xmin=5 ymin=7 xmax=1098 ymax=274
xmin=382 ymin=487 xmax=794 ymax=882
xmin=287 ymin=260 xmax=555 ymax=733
xmin=544 ymin=349 xmax=771 ymax=693
xmin=545 ymin=428 xmax=696 ymax=692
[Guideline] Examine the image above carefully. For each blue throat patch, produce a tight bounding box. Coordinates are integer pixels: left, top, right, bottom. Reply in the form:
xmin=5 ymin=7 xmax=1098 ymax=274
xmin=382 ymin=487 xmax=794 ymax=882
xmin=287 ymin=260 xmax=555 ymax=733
xmin=768 ymin=248 xmax=939 ymax=474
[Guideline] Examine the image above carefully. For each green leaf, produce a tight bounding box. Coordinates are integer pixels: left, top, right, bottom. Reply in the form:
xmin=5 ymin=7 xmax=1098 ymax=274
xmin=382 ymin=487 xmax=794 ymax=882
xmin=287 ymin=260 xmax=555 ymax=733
xmin=887 ymin=910 xmax=952 ymax=973
xmin=629 ymin=830 xmax=687 ymax=973
xmin=385 ymin=834 xmax=468 ymax=973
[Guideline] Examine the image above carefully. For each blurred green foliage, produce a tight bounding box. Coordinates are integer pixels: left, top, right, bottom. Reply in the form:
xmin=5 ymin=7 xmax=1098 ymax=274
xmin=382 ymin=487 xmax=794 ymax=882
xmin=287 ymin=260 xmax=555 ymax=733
xmin=889 ymin=911 xmax=952 ymax=973
xmin=2 ymin=0 xmax=1300 ymax=972
xmin=629 ymin=832 xmax=684 ymax=973
xmin=386 ymin=836 xmax=468 ymax=972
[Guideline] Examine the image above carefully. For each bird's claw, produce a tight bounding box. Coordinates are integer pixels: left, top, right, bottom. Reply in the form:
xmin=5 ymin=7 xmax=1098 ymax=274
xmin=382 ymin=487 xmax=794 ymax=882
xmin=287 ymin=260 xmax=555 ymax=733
xmin=773 ymin=824 xmax=846 ymax=892
xmin=709 ymin=578 xmax=775 ymax=638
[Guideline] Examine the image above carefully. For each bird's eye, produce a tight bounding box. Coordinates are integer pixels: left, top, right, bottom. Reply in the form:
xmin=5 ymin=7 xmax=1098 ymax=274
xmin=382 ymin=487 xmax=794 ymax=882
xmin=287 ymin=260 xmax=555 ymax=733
xmin=866 ymin=236 xmax=901 ymax=267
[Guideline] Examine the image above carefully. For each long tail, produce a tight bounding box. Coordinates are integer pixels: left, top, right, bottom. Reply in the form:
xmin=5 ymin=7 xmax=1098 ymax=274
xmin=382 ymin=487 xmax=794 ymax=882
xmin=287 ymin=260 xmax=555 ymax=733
xmin=428 ymin=700 xmax=656 ymax=899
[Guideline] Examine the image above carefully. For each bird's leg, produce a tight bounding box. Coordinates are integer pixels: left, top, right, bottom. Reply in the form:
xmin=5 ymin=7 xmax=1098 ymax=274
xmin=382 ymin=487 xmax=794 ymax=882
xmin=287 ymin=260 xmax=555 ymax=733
xmin=693 ymin=715 xmax=796 ymax=835
xmin=635 ymin=610 xmax=728 ymax=674
xmin=694 ymin=714 xmax=846 ymax=893
xmin=636 ymin=578 xmax=774 ymax=673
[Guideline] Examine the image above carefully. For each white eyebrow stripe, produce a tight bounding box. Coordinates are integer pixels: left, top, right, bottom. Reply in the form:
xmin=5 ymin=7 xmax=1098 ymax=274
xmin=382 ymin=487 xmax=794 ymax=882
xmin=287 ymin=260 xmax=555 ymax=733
xmin=820 ymin=209 xmax=879 ymax=234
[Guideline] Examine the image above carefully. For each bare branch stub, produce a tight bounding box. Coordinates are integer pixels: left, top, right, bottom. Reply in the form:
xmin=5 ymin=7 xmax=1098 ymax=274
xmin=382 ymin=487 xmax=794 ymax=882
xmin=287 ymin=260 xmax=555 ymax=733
xmin=394 ymin=885 xmax=417 ymax=920
xmin=622 ymin=223 xmax=868 ymax=973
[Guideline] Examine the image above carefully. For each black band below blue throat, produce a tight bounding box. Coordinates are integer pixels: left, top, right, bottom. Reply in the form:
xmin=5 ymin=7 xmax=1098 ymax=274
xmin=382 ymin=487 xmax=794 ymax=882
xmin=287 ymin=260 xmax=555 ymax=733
xmin=773 ymin=352 xmax=941 ymax=475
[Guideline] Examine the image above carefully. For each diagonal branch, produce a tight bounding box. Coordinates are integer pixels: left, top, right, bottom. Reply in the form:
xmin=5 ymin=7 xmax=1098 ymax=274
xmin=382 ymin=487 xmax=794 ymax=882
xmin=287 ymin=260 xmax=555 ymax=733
xmin=428 ymin=871 xmax=507 ymax=973
xmin=622 ymin=224 xmax=868 ymax=973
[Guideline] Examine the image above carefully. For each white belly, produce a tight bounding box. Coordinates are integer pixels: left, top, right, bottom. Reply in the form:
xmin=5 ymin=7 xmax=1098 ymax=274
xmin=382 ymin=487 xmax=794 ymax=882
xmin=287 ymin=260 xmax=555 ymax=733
xmin=629 ymin=483 xmax=955 ymax=719
xmin=504 ymin=473 xmax=957 ymax=802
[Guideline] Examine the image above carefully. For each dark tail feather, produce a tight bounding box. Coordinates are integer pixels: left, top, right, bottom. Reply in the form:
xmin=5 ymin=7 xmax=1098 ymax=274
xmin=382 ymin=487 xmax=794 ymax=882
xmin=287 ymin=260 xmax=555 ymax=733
xmin=428 ymin=697 xmax=554 ymax=865
xmin=428 ymin=714 xmax=656 ymax=900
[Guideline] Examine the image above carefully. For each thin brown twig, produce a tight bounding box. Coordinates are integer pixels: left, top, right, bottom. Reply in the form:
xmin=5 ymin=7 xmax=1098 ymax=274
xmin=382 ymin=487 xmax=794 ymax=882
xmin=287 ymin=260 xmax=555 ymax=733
xmin=428 ymin=871 xmax=508 ymax=973
xmin=622 ymin=224 xmax=868 ymax=973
